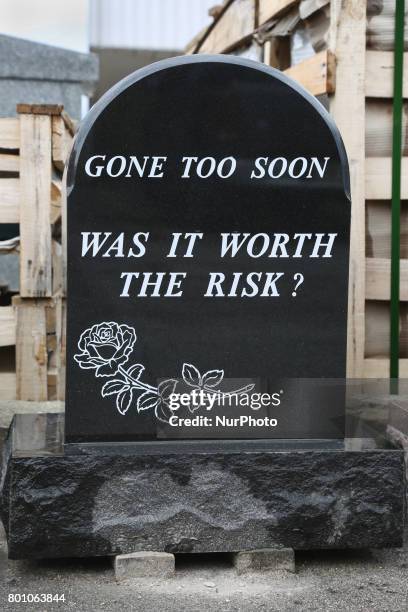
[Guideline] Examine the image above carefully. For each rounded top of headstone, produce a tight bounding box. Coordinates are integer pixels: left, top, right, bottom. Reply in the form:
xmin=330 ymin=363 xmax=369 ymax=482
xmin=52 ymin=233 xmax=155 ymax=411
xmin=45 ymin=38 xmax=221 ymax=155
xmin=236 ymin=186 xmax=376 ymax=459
xmin=68 ymin=54 xmax=349 ymax=198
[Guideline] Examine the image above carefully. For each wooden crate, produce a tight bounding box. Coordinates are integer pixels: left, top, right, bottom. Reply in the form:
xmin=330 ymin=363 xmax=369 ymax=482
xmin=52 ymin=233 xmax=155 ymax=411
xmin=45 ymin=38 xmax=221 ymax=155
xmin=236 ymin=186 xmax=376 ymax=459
xmin=187 ymin=0 xmax=408 ymax=378
xmin=0 ymin=104 xmax=73 ymax=400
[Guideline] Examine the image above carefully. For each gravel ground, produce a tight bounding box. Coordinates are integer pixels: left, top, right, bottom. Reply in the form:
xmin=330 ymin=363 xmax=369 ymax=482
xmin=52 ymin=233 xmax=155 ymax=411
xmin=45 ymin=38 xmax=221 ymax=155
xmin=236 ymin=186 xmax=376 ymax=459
xmin=1 ymin=531 xmax=408 ymax=612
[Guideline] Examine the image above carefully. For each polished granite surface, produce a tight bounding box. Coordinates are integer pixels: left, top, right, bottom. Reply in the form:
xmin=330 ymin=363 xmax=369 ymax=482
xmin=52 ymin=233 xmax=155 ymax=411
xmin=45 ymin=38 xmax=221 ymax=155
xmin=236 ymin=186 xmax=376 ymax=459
xmin=8 ymin=408 xmax=401 ymax=458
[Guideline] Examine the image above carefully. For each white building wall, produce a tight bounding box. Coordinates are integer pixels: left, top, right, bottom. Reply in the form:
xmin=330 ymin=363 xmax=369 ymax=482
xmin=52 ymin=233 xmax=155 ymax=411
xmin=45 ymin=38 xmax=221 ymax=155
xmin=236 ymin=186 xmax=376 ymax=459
xmin=90 ymin=0 xmax=214 ymax=50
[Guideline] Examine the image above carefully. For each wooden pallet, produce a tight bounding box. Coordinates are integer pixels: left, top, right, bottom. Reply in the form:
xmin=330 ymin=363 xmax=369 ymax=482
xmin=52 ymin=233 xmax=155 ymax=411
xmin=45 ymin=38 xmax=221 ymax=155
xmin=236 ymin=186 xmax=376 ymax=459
xmin=0 ymin=104 xmax=72 ymax=400
xmin=188 ymin=0 xmax=407 ymax=379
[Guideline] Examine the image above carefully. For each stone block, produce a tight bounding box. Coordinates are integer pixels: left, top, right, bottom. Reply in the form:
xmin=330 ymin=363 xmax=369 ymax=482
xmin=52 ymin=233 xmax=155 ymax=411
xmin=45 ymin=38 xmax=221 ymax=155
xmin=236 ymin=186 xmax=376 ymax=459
xmin=0 ymin=34 xmax=98 ymax=83
xmin=232 ymin=548 xmax=295 ymax=575
xmin=0 ymin=79 xmax=84 ymax=120
xmin=0 ymin=400 xmax=63 ymax=429
xmin=0 ymin=414 xmax=405 ymax=559
xmin=113 ymin=551 xmax=175 ymax=581
xmin=0 ymin=34 xmax=98 ymax=119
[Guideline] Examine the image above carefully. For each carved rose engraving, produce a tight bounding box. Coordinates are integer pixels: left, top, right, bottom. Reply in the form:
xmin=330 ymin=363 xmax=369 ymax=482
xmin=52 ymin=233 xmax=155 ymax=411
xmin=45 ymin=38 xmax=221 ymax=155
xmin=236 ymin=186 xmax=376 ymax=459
xmin=75 ymin=322 xmax=254 ymax=422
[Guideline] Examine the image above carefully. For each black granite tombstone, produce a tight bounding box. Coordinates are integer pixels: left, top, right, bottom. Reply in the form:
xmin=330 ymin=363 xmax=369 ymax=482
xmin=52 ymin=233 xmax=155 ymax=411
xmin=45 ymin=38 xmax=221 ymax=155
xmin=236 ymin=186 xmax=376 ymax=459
xmin=65 ymin=55 xmax=350 ymax=444
xmin=1 ymin=57 xmax=404 ymax=559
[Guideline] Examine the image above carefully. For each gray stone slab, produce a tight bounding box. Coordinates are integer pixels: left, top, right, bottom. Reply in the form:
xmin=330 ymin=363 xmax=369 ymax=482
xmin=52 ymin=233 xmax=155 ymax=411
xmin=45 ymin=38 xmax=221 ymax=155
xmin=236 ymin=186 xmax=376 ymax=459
xmin=0 ymin=414 xmax=404 ymax=559
xmin=0 ymin=401 xmax=63 ymax=429
xmin=114 ymin=551 xmax=175 ymax=581
xmin=0 ymin=34 xmax=99 ymax=119
xmin=0 ymin=35 xmax=98 ymax=82
xmin=0 ymin=80 xmax=84 ymax=120
xmin=232 ymin=548 xmax=295 ymax=575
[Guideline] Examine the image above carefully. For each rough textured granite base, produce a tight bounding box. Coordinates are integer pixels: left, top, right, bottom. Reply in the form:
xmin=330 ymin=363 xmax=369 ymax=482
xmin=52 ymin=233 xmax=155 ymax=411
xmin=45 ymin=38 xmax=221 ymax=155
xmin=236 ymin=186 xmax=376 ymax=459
xmin=0 ymin=414 xmax=405 ymax=559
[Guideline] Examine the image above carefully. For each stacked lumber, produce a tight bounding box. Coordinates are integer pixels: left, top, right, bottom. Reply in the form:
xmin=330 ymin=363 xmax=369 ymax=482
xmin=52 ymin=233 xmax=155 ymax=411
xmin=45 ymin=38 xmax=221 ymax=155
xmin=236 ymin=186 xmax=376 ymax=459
xmin=186 ymin=0 xmax=408 ymax=378
xmin=0 ymin=105 xmax=73 ymax=400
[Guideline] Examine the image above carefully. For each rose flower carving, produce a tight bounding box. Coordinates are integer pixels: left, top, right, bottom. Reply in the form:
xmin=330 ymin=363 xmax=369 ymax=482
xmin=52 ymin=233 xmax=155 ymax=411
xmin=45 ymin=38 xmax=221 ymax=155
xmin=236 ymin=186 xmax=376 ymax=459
xmin=75 ymin=321 xmax=254 ymax=420
xmin=74 ymin=322 xmax=136 ymax=377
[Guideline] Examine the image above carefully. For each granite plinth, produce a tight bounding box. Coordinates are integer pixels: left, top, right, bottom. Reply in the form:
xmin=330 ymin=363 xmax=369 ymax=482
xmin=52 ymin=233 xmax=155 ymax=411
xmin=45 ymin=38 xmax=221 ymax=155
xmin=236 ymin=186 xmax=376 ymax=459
xmin=0 ymin=414 xmax=404 ymax=559
xmin=0 ymin=34 xmax=98 ymax=119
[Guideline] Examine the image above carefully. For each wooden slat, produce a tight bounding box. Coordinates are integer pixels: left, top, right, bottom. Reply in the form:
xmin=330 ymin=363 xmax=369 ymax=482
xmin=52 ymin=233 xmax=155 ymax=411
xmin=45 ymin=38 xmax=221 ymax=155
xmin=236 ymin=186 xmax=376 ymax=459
xmin=47 ymin=367 xmax=58 ymax=399
xmin=259 ymin=0 xmax=298 ymax=25
xmin=199 ymin=0 xmax=256 ymax=53
xmin=0 ymin=306 xmax=16 ymax=346
xmin=52 ymin=115 xmax=73 ymax=172
xmin=19 ymin=113 xmax=52 ymax=297
xmin=365 ymin=157 xmax=408 ymax=199
xmin=366 ymin=200 xmax=408 ymax=259
xmin=365 ymin=51 xmax=408 ymax=98
xmin=366 ymin=100 xmax=408 ymax=158
xmin=264 ymin=37 xmax=291 ymax=71
xmin=284 ymin=51 xmax=336 ymax=96
xmin=14 ymin=297 xmax=48 ymax=401
xmin=0 ymin=178 xmax=19 ymax=223
xmin=17 ymin=103 xmax=64 ymax=116
xmin=366 ymin=258 xmax=408 ymax=301
xmin=329 ymin=0 xmax=367 ymax=378
xmin=51 ymin=180 xmax=62 ymax=224
xmin=0 ymin=118 xmax=20 ymax=149
xmin=264 ymin=38 xmax=280 ymax=68
xmin=55 ymin=297 xmax=66 ymax=400
xmin=364 ymin=358 xmax=408 ymax=378
xmin=0 ymin=372 xmax=16 ymax=400
xmin=0 ymin=153 xmax=19 ymax=173
xmin=185 ymin=23 xmax=211 ymax=54
xmin=61 ymin=110 xmax=76 ymax=137
xmin=52 ymin=240 xmax=63 ymax=295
